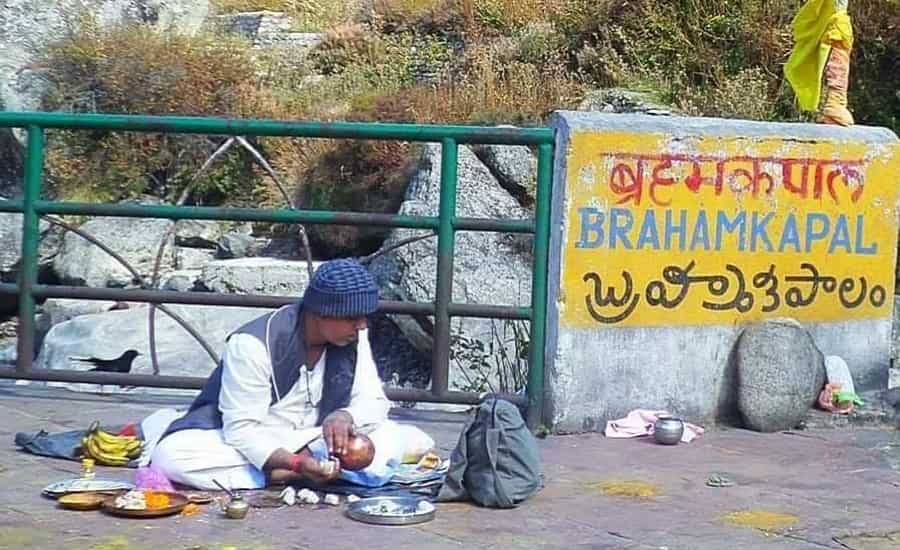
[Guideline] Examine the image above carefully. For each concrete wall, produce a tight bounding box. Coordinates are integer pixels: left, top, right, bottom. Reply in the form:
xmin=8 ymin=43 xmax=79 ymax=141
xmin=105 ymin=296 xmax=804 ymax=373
xmin=544 ymin=112 xmax=900 ymax=433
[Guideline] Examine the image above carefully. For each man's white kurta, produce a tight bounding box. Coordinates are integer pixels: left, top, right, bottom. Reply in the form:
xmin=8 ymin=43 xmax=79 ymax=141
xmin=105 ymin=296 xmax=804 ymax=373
xmin=219 ymin=327 xmax=390 ymax=469
xmin=150 ymin=326 xmax=391 ymax=489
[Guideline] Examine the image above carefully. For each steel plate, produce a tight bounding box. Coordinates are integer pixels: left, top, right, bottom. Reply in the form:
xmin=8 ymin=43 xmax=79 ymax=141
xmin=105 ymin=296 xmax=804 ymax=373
xmin=345 ymin=496 xmax=435 ymax=526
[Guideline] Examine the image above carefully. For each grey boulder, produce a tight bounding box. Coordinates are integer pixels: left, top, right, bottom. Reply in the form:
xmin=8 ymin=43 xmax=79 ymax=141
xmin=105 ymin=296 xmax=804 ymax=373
xmin=53 ymin=217 xmax=177 ymax=287
xmin=736 ymin=318 xmax=826 ymax=432
xmin=0 ymin=213 xmax=63 ymax=279
xmin=471 ymin=144 xmax=536 ymax=206
xmin=199 ymin=258 xmax=319 ymax=296
xmin=175 ymin=246 xmax=216 ymax=270
xmin=369 ymin=144 xmax=533 ymax=394
xmin=174 ymin=220 xmax=226 ymax=249
xmin=41 ymin=298 xmax=120 ymax=326
xmin=36 ymin=304 xmax=268 ymax=394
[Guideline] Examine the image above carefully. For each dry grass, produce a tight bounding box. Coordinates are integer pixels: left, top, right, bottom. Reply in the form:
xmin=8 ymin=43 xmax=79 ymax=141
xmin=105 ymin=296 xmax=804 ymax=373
xmin=374 ymin=0 xmax=444 ymax=16
xmin=678 ymin=67 xmax=777 ymax=121
xmin=356 ymin=43 xmax=583 ymax=125
xmin=211 ymin=0 xmax=362 ymax=31
xmin=468 ymin=0 xmax=561 ymax=31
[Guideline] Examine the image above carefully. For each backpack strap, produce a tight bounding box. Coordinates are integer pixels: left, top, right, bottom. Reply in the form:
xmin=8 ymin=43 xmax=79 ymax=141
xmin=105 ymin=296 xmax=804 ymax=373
xmin=487 ymin=398 xmax=514 ymax=508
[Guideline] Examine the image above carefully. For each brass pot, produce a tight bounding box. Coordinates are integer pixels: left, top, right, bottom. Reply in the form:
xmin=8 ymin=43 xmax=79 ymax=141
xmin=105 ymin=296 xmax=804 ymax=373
xmin=222 ymin=494 xmax=249 ymax=519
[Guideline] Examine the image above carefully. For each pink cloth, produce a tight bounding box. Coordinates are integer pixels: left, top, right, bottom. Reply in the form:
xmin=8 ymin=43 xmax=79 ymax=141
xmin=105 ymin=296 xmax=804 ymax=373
xmin=604 ymin=409 xmax=704 ymax=443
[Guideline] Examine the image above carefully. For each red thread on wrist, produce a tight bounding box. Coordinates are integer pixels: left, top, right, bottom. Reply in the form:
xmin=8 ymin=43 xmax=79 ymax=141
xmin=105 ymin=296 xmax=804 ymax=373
xmin=289 ymin=454 xmax=303 ymax=473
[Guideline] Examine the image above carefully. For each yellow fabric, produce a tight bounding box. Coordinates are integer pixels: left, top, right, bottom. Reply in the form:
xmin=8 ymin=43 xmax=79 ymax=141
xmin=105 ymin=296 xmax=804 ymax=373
xmin=784 ymin=0 xmax=854 ymax=112
xmin=823 ymin=12 xmax=853 ymax=49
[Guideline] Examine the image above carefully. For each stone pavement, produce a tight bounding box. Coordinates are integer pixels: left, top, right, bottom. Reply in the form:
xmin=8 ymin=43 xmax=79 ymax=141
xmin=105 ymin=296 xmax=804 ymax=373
xmin=1 ymin=383 xmax=899 ymax=550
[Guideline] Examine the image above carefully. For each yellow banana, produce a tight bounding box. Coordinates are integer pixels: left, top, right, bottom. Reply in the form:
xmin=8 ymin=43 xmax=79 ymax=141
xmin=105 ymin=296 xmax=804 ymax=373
xmin=127 ymin=446 xmax=143 ymax=460
xmin=124 ymin=438 xmax=143 ymax=458
xmin=85 ymin=436 xmax=115 ymax=460
xmin=92 ymin=428 xmax=137 ymax=446
xmin=82 ymin=421 xmax=142 ymax=465
xmin=92 ymin=436 xmax=130 ymax=455
xmin=85 ymin=436 xmax=130 ymax=466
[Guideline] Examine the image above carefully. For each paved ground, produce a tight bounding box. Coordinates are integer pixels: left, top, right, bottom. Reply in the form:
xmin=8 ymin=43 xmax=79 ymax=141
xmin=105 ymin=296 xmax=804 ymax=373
xmin=1 ymin=383 xmax=900 ymax=550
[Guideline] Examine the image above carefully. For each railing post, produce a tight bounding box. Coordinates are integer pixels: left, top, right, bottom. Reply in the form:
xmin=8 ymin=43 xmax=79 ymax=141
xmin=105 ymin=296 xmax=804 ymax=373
xmin=432 ymin=138 xmax=458 ymax=396
xmin=527 ymin=143 xmax=553 ymax=428
xmin=17 ymin=126 xmax=44 ymax=371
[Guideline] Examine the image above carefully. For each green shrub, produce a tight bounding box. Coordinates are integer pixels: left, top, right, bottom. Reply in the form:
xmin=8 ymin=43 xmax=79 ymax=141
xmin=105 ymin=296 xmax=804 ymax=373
xmin=678 ymin=67 xmax=777 ymax=120
xmin=847 ymin=0 xmax=900 ymax=132
xmin=373 ymin=0 xmax=465 ymax=38
xmin=295 ymin=139 xmax=421 ymax=258
xmin=554 ymin=0 xmax=899 ymax=130
xmin=41 ymin=19 xmax=262 ymax=203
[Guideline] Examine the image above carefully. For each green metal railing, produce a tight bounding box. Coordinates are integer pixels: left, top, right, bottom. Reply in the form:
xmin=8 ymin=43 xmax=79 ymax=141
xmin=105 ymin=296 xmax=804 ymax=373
xmin=0 ymin=112 xmax=553 ymax=425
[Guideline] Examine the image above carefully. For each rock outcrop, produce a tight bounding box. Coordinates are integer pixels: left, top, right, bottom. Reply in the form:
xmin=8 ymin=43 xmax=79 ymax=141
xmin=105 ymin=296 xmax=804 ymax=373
xmin=369 ymin=144 xmax=534 ymax=393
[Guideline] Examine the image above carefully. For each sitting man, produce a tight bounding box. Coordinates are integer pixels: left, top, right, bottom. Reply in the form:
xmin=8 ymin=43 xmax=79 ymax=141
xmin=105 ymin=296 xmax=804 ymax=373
xmin=150 ymin=258 xmax=390 ymax=490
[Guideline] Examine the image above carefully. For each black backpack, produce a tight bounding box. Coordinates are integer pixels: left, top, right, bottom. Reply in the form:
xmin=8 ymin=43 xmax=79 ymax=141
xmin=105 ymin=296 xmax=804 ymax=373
xmin=437 ymin=398 xmax=542 ymax=508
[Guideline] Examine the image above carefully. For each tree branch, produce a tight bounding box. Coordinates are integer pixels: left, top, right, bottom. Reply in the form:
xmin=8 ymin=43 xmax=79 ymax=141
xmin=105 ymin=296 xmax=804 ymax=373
xmin=359 ymin=232 xmax=436 ymax=265
xmin=235 ymin=136 xmax=315 ymax=281
xmin=147 ymin=137 xmax=237 ymax=374
xmin=33 ymin=211 xmax=220 ymax=364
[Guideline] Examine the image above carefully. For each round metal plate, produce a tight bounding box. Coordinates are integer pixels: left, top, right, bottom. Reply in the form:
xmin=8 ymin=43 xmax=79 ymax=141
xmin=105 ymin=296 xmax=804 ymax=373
xmin=42 ymin=478 xmax=135 ymax=498
xmin=101 ymin=492 xmax=188 ymax=518
xmin=345 ymin=496 xmax=435 ymax=526
xmin=57 ymin=492 xmax=107 ymax=511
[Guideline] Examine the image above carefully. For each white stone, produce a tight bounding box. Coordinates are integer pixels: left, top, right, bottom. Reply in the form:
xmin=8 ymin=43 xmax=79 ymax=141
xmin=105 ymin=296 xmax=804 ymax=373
xmin=175 ymin=247 xmax=215 ymax=270
xmin=0 ymin=213 xmax=62 ymax=276
xmin=174 ymin=220 xmax=225 ymax=249
xmin=889 ymin=367 xmax=900 ymax=389
xmin=297 ymin=489 xmax=319 ymax=505
xmin=41 ymin=298 xmax=119 ymax=326
xmin=160 ymin=270 xmax=202 ymax=292
xmin=280 ymin=486 xmax=296 ymax=506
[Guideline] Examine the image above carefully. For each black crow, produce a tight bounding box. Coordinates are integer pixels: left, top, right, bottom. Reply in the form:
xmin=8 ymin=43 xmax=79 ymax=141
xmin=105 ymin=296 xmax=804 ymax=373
xmin=69 ymin=349 xmax=141 ymax=373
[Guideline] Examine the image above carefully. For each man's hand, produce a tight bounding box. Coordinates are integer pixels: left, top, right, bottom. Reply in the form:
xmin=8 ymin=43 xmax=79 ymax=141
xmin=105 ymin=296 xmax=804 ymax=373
xmin=294 ymin=454 xmax=341 ymax=485
xmin=322 ymin=410 xmax=354 ymax=456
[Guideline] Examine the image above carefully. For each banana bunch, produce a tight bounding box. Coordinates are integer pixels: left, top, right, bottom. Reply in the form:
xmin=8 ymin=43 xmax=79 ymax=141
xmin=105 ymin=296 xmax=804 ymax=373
xmin=81 ymin=420 xmax=143 ymax=467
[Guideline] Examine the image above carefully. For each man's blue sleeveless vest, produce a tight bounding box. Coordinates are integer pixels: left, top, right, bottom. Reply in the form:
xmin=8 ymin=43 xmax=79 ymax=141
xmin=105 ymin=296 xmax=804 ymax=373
xmin=160 ymin=302 xmax=356 ymax=440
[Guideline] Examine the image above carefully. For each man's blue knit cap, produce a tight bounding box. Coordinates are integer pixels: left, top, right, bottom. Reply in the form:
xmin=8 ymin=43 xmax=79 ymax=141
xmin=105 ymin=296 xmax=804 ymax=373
xmin=303 ymin=259 xmax=379 ymax=318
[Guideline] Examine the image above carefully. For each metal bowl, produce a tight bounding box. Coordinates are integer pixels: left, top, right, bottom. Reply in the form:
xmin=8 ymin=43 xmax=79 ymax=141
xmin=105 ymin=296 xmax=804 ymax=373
xmin=345 ymin=496 xmax=435 ymax=526
xmin=653 ymin=416 xmax=684 ymax=445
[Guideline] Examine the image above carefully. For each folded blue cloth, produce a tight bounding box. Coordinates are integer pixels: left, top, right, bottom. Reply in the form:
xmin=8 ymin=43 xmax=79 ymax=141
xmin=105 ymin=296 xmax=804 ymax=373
xmin=15 ymin=429 xmax=84 ymax=461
